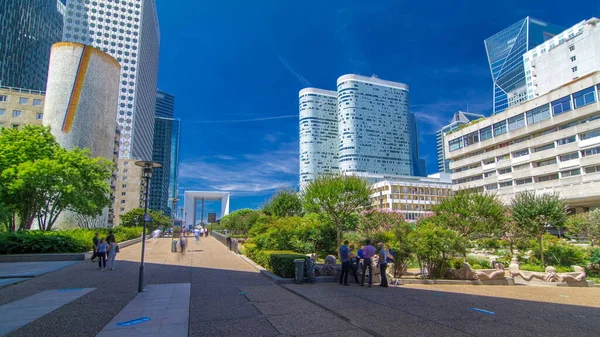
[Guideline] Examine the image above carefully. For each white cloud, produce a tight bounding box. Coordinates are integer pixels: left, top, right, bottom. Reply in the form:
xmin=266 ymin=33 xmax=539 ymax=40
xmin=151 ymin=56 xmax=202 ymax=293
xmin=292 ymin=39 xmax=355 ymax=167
xmin=277 ymin=55 xmax=312 ymax=87
xmin=191 ymin=115 xmax=298 ymax=124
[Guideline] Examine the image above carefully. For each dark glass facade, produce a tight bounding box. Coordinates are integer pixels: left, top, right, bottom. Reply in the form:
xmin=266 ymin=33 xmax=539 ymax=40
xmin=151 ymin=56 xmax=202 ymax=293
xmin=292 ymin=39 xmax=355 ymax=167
xmin=0 ymin=0 xmax=65 ymax=91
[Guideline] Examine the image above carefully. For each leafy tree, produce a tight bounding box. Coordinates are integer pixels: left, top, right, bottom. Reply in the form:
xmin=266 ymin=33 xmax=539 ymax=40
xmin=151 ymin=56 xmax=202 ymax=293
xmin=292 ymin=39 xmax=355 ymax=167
xmin=219 ymin=208 xmax=262 ymax=233
xmin=303 ymin=175 xmax=372 ymax=252
xmin=390 ymin=221 xmax=414 ymax=278
xmin=357 ymin=208 xmax=406 ymax=239
xmin=120 ymin=208 xmax=171 ymax=232
xmin=433 ymin=189 xmax=506 ymax=238
xmin=566 ymin=210 xmax=600 ymax=247
xmin=410 ymin=221 xmax=467 ymax=279
xmin=511 ymin=191 xmax=568 ymax=266
xmin=262 ymin=189 xmax=304 ymax=217
xmin=0 ymin=126 xmax=113 ymax=230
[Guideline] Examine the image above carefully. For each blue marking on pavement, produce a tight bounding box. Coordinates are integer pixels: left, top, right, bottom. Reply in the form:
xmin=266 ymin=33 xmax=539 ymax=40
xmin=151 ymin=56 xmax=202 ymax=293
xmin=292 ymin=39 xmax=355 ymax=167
xmin=116 ymin=317 xmax=151 ymax=327
xmin=468 ymin=308 xmax=495 ymax=315
xmin=58 ymin=288 xmax=84 ymax=292
xmin=239 ymin=291 xmax=248 ymax=295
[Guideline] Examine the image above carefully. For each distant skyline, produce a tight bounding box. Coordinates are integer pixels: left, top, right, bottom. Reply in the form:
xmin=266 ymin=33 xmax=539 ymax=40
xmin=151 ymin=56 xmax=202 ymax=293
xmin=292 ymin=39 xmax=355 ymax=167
xmin=155 ymin=0 xmax=600 ymax=212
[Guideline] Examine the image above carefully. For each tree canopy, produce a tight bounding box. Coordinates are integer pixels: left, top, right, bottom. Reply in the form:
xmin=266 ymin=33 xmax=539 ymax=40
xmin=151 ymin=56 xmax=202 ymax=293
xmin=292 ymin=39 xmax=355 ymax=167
xmin=566 ymin=209 xmax=600 ymax=247
xmin=262 ymin=189 xmax=304 ymax=217
xmin=0 ymin=126 xmax=113 ymax=230
xmin=120 ymin=208 xmax=171 ymax=232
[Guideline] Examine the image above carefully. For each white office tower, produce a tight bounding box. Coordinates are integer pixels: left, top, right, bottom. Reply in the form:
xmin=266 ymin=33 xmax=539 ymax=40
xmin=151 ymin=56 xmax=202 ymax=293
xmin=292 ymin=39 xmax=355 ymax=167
xmin=524 ymin=18 xmax=600 ymax=100
xmin=62 ymin=0 xmax=160 ymax=161
xmin=299 ymin=88 xmax=338 ymax=187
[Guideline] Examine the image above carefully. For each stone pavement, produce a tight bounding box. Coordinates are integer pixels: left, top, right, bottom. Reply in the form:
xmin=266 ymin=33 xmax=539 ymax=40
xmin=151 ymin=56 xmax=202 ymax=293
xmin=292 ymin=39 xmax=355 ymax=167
xmin=0 ymin=236 xmax=599 ymax=336
xmin=0 ymin=261 xmax=78 ymax=288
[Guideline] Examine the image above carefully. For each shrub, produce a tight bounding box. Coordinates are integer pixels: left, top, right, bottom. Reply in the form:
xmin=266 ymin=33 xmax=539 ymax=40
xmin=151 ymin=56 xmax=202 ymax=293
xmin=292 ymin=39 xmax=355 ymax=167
xmin=479 ymin=238 xmax=502 ymax=249
xmin=587 ymin=248 xmax=600 ymax=268
xmin=270 ymin=253 xmax=307 ymax=278
xmin=533 ymin=243 xmax=586 ymax=267
xmin=410 ymin=222 xmax=467 ymax=279
xmin=467 ymin=257 xmax=491 ymax=269
xmin=450 ymin=257 xmax=465 ymax=269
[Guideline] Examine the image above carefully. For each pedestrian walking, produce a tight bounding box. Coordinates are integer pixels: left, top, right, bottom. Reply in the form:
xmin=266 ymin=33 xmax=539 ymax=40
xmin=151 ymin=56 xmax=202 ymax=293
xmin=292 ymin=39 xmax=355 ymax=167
xmin=91 ymin=232 xmax=100 ymax=262
xmin=378 ymin=242 xmax=393 ymax=287
xmin=349 ymin=244 xmax=360 ymax=284
xmin=97 ymin=238 xmax=108 ymax=270
xmin=194 ymin=228 xmax=200 ymax=242
xmin=360 ymin=240 xmax=376 ymax=287
xmin=339 ymin=241 xmax=351 ymax=286
xmin=107 ymin=238 xmax=119 ymax=270
xmin=179 ymin=233 xmax=187 ymax=253
xmin=106 ymin=230 xmax=115 ymax=244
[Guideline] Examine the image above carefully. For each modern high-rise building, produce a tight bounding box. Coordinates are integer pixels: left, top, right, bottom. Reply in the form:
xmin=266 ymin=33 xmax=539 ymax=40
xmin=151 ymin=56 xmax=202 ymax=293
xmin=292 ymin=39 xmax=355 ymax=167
xmin=485 ymin=17 xmax=563 ymax=114
xmin=0 ymin=0 xmax=66 ymax=91
xmin=62 ymin=0 xmax=160 ymax=161
xmin=337 ymin=74 xmax=426 ymax=179
xmin=436 ymin=111 xmax=485 ymax=173
xmin=445 ymin=72 xmax=600 ymax=212
xmin=149 ymin=90 xmax=180 ymax=216
xmin=0 ymin=86 xmax=45 ymax=129
xmin=524 ymin=18 xmax=600 ymax=100
xmin=299 ymin=88 xmax=338 ymax=186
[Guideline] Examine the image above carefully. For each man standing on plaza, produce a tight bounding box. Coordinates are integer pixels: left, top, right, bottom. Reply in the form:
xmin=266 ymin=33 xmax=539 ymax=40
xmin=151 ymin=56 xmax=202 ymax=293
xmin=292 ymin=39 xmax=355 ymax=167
xmin=378 ymin=242 xmax=392 ymax=287
xmin=339 ymin=240 xmax=350 ymax=286
xmin=360 ymin=240 xmax=376 ymax=287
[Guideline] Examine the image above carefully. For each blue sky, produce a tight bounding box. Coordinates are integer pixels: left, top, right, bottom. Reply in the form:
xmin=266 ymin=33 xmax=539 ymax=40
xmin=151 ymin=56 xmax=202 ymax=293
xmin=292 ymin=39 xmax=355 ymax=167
xmin=155 ymin=0 xmax=599 ymax=217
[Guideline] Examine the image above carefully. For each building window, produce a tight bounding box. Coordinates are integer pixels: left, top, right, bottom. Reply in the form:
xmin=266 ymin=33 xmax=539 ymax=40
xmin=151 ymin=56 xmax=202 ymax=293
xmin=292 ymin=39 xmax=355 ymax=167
xmin=513 ymin=163 xmax=530 ymax=171
xmin=512 ymin=149 xmax=529 ymax=158
xmin=448 ymin=137 xmax=463 ymax=152
xmin=515 ymin=178 xmax=533 ymax=185
xmin=12 ymin=110 xmax=22 ymax=117
xmin=493 ymin=120 xmax=507 ymax=136
xmin=572 ymin=66 xmax=578 ymax=72
xmin=19 ymin=97 xmax=28 ymax=105
xmin=534 ymin=143 xmax=554 ymax=152
xmin=124 ymin=161 xmax=129 ymax=166
xmin=122 ymin=176 xmax=128 ymax=181
xmin=482 ymin=158 xmax=495 ymax=165
xmin=496 ymin=154 xmax=510 ymax=162
xmin=569 ymin=45 xmax=575 ymax=51
xmin=498 ymin=167 xmax=512 ymax=175
xmin=485 ymin=184 xmax=498 ymax=191
xmin=570 ymin=56 xmax=576 ymax=62
xmin=463 ymin=131 xmax=479 ymax=146
xmin=499 ymin=181 xmax=513 ymax=188
xmin=582 ymin=146 xmax=600 ymax=157
xmin=584 ymin=165 xmax=600 ymax=174
xmin=36 ymin=113 xmax=43 ymax=120
xmin=551 ymin=96 xmax=572 ymax=116
xmin=581 ymin=129 xmax=600 ymax=141
xmin=559 ymin=152 xmax=579 ymax=162
xmin=120 ymin=200 xmax=126 ymax=204
xmin=12 ymin=124 xmax=19 ymax=129
xmin=508 ymin=113 xmax=525 ymax=131
xmin=32 ymin=99 xmax=42 ymax=106
xmin=484 ymin=171 xmax=496 ymax=178
xmin=526 ymin=104 xmax=551 ymax=125
xmin=556 ymin=135 xmax=576 ymax=146
xmin=120 ymin=208 xmax=125 ymax=212
xmin=0 ymin=95 xmax=6 ymax=102
xmin=121 ymin=192 xmax=126 ymax=196
xmin=0 ymin=109 xmax=4 ymax=116
xmin=123 ymin=169 xmax=128 ymax=173
xmin=535 ymin=158 xmax=556 ymax=167
xmin=536 ymin=173 xmax=559 ymax=183
xmin=573 ymin=86 xmax=596 ymax=108
xmin=561 ymin=168 xmax=581 ymax=178
xmin=479 ymin=126 xmax=492 ymax=141
xmin=122 ymin=184 xmax=127 ymax=188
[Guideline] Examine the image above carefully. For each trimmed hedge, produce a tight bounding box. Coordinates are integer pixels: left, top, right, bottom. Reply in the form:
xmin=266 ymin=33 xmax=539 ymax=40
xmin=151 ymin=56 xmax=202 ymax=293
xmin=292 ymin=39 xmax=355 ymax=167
xmin=244 ymin=244 xmax=305 ymax=278
xmin=0 ymin=227 xmax=143 ymax=255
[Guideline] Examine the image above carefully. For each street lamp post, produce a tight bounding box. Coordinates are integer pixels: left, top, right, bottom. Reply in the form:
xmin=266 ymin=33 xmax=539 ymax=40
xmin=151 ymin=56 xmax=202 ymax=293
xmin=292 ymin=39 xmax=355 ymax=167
xmin=170 ymin=197 xmax=179 ymax=252
xmin=135 ymin=160 xmax=162 ymax=293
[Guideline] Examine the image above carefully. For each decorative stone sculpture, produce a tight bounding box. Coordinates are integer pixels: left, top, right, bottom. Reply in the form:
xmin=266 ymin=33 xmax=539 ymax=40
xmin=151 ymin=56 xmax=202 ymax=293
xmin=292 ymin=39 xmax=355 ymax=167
xmin=510 ymin=262 xmax=587 ymax=283
xmin=445 ymin=263 xmax=479 ymax=280
xmin=314 ymin=255 xmax=340 ymax=276
xmin=475 ymin=264 xmax=506 ymax=281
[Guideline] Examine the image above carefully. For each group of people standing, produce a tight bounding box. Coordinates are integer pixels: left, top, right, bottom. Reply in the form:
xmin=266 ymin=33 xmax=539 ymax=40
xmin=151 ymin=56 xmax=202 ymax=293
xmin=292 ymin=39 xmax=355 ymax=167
xmin=339 ymin=240 xmax=393 ymax=287
xmin=92 ymin=231 xmax=119 ymax=271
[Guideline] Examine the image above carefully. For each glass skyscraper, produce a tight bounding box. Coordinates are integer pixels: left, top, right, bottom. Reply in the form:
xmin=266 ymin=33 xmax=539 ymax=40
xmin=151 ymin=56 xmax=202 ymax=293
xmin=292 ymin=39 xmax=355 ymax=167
xmin=485 ymin=17 xmax=563 ymax=114
xmin=0 ymin=0 xmax=66 ymax=91
xmin=150 ymin=90 xmax=180 ymax=216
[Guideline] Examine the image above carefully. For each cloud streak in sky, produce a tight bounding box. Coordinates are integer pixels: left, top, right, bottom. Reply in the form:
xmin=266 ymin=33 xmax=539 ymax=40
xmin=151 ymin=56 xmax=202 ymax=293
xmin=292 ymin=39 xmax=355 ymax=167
xmin=277 ymin=55 xmax=312 ymax=87
xmin=192 ymin=115 xmax=298 ymax=124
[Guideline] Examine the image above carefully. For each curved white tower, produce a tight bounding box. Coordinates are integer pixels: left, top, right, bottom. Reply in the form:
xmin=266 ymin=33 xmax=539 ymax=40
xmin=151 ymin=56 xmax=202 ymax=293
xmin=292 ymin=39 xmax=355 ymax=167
xmin=337 ymin=74 xmax=417 ymax=178
xmin=299 ymin=88 xmax=338 ymax=188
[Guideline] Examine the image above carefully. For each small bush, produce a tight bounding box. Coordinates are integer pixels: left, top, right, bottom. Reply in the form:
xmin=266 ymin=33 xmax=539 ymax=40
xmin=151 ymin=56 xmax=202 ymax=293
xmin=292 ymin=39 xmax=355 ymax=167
xmin=467 ymin=258 xmax=491 ymax=269
xmin=534 ymin=243 xmax=586 ymax=267
xmin=270 ymin=253 xmax=307 ymax=278
xmin=450 ymin=257 xmax=464 ymax=269
xmin=588 ymin=248 xmax=600 ymax=267
xmin=478 ymin=238 xmax=502 ymax=249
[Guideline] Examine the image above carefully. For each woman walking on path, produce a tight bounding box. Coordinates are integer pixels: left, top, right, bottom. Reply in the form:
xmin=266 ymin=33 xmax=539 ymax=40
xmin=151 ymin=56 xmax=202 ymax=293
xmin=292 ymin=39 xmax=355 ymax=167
xmin=97 ymin=238 xmax=108 ymax=270
xmin=107 ymin=238 xmax=119 ymax=270
xmin=179 ymin=233 xmax=187 ymax=254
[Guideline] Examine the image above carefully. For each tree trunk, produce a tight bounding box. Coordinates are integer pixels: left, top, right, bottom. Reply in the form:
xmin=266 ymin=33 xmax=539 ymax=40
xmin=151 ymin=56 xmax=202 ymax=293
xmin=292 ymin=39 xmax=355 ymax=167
xmin=337 ymin=223 xmax=342 ymax=261
xmin=509 ymin=239 xmax=514 ymax=256
xmin=538 ymin=235 xmax=545 ymax=266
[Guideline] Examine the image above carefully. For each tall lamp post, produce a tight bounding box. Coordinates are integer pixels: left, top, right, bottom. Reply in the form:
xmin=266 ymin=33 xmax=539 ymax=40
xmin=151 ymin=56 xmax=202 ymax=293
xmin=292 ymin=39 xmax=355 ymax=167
xmin=170 ymin=197 xmax=179 ymax=251
xmin=135 ymin=160 xmax=162 ymax=293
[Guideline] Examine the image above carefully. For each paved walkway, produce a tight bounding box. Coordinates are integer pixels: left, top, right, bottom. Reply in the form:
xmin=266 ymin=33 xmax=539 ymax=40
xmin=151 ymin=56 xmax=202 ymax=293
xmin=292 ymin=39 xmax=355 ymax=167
xmin=0 ymin=236 xmax=599 ymax=336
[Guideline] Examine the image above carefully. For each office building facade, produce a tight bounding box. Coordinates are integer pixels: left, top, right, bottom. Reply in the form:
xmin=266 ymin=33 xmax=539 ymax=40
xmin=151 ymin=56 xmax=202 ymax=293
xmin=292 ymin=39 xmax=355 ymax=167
xmin=485 ymin=17 xmax=563 ymax=114
xmin=445 ymin=72 xmax=600 ymax=211
xmin=299 ymin=88 xmax=338 ymax=186
xmin=0 ymin=86 xmax=45 ymax=129
xmin=0 ymin=0 xmax=66 ymax=91
xmin=436 ymin=111 xmax=485 ymax=173
xmin=524 ymin=18 xmax=600 ymax=99
xmin=370 ymin=173 xmax=452 ymax=222
xmin=62 ymin=0 xmax=160 ymax=161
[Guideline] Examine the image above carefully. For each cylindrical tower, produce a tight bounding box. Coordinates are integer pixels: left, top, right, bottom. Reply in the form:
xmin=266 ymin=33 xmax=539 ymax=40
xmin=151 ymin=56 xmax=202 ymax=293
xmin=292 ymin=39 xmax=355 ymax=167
xmin=43 ymin=42 xmax=121 ymax=228
xmin=299 ymin=88 xmax=338 ymax=189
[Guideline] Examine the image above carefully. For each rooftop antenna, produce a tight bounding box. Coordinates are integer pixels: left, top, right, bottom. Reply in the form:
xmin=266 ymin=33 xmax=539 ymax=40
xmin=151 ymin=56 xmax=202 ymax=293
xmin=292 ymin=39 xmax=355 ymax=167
xmin=466 ymin=100 xmax=469 ymax=112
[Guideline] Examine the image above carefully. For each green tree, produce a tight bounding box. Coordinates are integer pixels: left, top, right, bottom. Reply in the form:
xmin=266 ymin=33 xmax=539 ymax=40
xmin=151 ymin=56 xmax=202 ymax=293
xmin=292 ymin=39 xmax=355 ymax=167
xmin=219 ymin=208 xmax=262 ymax=233
xmin=0 ymin=126 xmax=113 ymax=230
xmin=433 ymin=189 xmax=506 ymax=238
xmin=262 ymin=189 xmax=304 ymax=217
xmin=566 ymin=210 xmax=600 ymax=247
xmin=410 ymin=221 xmax=467 ymax=279
xmin=302 ymin=175 xmax=372 ymax=251
xmin=390 ymin=221 xmax=414 ymax=278
xmin=120 ymin=208 xmax=170 ymax=232
xmin=511 ymin=191 xmax=568 ymax=266
xmin=357 ymin=208 xmax=406 ymax=239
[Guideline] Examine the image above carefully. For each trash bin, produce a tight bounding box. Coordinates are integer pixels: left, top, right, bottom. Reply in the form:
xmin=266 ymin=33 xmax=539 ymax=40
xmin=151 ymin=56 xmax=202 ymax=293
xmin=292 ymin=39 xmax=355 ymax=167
xmin=294 ymin=259 xmax=305 ymax=284
xmin=171 ymin=240 xmax=178 ymax=252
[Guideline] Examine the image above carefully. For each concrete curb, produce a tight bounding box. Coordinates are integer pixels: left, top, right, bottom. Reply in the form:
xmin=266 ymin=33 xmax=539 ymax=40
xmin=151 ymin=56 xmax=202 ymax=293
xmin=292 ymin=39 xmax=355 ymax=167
xmin=238 ymin=254 xmax=346 ymax=284
xmin=0 ymin=236 xmax=142 ymax=262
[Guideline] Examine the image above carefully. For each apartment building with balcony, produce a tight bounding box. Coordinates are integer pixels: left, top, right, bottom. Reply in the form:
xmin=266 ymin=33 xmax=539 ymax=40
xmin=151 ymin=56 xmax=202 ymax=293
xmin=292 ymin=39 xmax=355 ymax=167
xmin=445 ymin=72 xmax=600 ymax=212
xmin=0 ymin=86 xmax=45 ymax=129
